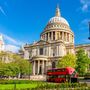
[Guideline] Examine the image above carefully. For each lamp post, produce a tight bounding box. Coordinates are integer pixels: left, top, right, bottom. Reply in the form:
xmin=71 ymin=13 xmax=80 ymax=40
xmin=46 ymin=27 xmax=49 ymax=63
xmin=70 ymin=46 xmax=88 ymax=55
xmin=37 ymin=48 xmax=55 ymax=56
xmin=88 ymin=22 xmax=90 ymax=40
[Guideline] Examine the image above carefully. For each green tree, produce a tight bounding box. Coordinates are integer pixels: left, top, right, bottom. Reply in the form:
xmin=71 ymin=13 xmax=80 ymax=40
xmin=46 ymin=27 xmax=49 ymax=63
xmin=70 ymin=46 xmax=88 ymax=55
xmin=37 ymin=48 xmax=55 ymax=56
xmin=57 ymin=54 xmax=76 ymax=68
xmin=0 ymin=61 xmax=5 ymax=77
xmin=76 ymin=49 xmax=90 ymax=75
xmin=4 ymin=62 xmax=19 ymax=77
xmin=0 ymin=52 xmax=32 ymax=78
xmin=13 ymin=54 xmax=32 ymax=78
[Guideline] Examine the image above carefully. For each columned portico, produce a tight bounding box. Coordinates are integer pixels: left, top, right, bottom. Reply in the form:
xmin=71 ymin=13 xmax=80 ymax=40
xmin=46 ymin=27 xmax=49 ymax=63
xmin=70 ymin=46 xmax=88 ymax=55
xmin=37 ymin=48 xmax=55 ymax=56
xmin=32 ymin=56 xmax=48 ymax=76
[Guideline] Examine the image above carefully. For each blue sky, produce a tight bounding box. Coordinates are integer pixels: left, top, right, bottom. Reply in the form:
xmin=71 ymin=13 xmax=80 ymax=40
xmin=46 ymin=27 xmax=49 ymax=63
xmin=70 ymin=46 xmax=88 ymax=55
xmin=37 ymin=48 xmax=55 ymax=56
xmin=0 ymin=0 xmax=90 ymax=52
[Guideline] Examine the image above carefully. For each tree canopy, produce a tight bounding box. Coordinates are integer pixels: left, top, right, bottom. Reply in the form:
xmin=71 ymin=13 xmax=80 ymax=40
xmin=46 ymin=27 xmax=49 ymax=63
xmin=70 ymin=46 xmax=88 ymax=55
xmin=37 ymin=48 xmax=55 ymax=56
xmin=0 ymin=52 xmax=32 ymax=78
xmin=57 ymin=54 xmax=76 ymax=68
xmin=76 ymin=49 xmax=90 ymax=75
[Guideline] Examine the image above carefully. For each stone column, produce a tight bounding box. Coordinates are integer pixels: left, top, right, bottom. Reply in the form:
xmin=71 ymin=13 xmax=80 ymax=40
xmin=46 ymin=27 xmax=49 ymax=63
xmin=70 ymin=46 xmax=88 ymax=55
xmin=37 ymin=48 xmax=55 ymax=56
xmin=60 ymin=32 xmax=62 ymax=39
xmin=58 ymin=46 xmax=59 ymax=56
xmin=57 ymin=46 xmax=59 ymax=56
xmin=69 ymin=34 xmax=71 ymax=42
xmin=31 ymin=62 xmax=33 ymax=75
xmin=71 ymin=35 xmax=72 ymax=42
xmin=55 ymin=31 xmax=57 ymax=40
xmin=65 ymin=32 xmax=66 ymax=41
xmin=45 ymin=34 xmax=47 ymax=41
xmin=59 ymin=31 xmax=60 ymax=40
xmin=64 ymin=32 xmax=65 ymax=41
xmin=67 ymin=33 xmax=68 ymax=41
xmin=48 ymin=46 xmax=50 ymax=56
xmin=42 ymin=60 xmax=44 ymax=75
xmin=44 ymin=61 xmax=46 ymax=74
xmin=73 ymin=36 xmax=74 ymax=43
xmin=69 ymin=34 xmax=70 ymax=42
xmin=33 ymin=61 xmax=35 ymax=75
xmin=38 ymin=60 xmax=40 ymax=75
xmin=51 ymin=32 xmax=53 ymax=40
xmin=62 ymin=32 xmax=64 ymax=40
xmin=66 ymin=33 xmax=67 ymax=41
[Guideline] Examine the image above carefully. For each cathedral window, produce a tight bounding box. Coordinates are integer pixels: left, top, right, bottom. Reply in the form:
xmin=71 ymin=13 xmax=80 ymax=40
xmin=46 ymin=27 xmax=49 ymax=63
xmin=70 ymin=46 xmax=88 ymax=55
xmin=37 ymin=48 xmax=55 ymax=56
xmin=53 ymin=32 xmax=55 ymax=40
xmin=53 ymin=53 xmax=55 ymax=56
xmin=52 ymin=46 xmax=56 ymax=56
xmin=39 ymin=48 xmax=43 ymax=55
xmin=46 ymin=33 xmax=48 ymax=40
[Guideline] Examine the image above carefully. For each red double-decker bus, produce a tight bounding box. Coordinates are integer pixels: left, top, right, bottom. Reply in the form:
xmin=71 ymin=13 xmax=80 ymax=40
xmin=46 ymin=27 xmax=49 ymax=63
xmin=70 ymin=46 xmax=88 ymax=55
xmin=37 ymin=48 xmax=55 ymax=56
xmin=47 ymin=67 xmax=78 ymax=83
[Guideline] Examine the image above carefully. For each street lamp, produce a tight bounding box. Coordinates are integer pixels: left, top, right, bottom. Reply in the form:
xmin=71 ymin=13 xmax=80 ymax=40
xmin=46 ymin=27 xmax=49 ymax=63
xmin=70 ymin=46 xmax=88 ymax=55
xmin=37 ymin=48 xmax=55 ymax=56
xmin=88 ymin=22 xmax=90 ymax=40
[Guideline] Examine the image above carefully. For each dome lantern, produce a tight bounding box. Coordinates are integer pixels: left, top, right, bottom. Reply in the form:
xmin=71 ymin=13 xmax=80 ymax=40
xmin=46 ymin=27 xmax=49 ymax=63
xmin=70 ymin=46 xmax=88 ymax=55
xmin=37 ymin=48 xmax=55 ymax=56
xmin=55 ymin=4 xmax=61 ymax=17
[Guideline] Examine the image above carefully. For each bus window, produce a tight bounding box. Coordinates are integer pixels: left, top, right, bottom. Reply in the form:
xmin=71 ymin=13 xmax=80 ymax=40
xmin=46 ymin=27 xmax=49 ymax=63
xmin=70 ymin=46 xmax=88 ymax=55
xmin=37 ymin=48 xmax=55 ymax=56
xmin=58 ymin=75 xmax=65 ymax=78
xmin=71 ymin=71 xmax=77 ymax=77
xmin=48 ymin=75 xmax=58 ymax=79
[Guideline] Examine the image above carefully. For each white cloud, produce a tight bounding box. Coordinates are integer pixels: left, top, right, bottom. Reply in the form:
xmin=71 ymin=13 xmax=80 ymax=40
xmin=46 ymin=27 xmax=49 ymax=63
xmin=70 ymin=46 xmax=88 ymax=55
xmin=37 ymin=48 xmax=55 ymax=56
xmin=78 ymin=19 xmax=90 ymax=43
xmin=2 ymin=33 xmax=24 ymax=46
xmin=79 ymin=18 xmax=90 ymax=30
xmin=0 ymin=6 xmax=6 ymax=16
xmin=81 ymin=18 xmax=90 ymax=25
xmin=0 ymin=33 xmax=25 ymax=53
xmin=2 ymin=34 xmax=18 ymax=44
xmin=5 ymin=44 xmax=20 ymax=53
xmin=80 ymin=0 xmax=90 ymax=12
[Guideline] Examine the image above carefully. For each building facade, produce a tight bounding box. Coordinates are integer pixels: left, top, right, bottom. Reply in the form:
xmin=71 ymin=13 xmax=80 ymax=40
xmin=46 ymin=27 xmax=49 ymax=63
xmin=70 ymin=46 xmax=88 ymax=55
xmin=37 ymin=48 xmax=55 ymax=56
xmin=75 ymin=44 xmax=90 ymax=58
xmin=22 ymin=6 xmax=75 ymax=80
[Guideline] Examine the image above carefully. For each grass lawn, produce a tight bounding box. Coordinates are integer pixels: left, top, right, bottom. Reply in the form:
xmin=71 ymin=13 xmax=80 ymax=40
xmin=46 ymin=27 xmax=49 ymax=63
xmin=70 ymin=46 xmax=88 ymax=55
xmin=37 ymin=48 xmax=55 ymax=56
xmin=0 ymin=80 xmax=89 ymax=90
xmin=0 ymin=83 xmax=37 ymax=90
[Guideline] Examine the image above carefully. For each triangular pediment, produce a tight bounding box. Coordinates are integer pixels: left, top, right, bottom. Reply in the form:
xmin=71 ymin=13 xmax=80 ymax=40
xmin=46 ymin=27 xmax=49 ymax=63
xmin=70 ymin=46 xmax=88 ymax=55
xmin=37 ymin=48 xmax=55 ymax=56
xmin=35 ymin=40 xmax=49 ymax=45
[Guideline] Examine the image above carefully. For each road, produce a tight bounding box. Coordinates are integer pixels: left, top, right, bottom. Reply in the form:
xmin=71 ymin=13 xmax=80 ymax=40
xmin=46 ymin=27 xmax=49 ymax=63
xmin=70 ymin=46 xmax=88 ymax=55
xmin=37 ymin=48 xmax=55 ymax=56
xmin=79 ymin=79 xmax=90 ymax=86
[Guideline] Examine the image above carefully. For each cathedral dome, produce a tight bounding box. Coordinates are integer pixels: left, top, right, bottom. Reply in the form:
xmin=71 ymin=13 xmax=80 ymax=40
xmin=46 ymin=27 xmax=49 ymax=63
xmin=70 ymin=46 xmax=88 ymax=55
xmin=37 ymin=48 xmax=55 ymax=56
xmin=40 ymin=5 xmax=74 ymax=44
xmin=48 ymin=16 xmax=69 ymax=26
xmin=48 ymin=5 xmax=69 ymax=26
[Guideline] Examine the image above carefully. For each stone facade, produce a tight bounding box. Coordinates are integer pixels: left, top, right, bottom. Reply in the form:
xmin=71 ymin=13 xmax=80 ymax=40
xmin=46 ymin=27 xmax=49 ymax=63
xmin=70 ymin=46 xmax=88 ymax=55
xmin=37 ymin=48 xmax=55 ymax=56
xmin=75 ymin=44 xmax=90 ymax=58
xmin=21 ymin=6 xmax=75 ymax=80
